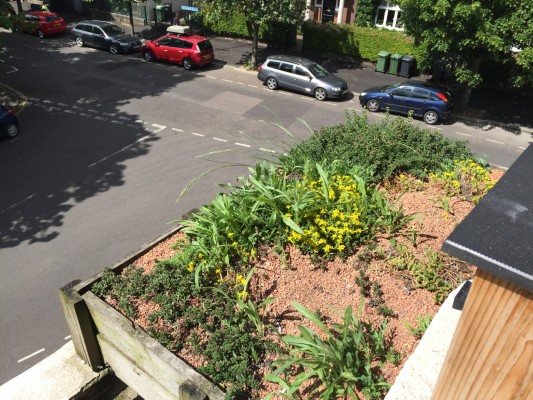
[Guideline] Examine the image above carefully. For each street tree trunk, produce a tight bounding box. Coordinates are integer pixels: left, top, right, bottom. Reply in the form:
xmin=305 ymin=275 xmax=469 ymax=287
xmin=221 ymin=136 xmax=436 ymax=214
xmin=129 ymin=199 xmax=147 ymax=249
xmin=458 ymin=57 xmax=482 ymax=110
xmin=128 ymin=1 xmax=135 ymax=35
xmin=251 ymin=22 xmax=259 ymax=69
xmin=16 ymin=0 xmax=23 ymax=13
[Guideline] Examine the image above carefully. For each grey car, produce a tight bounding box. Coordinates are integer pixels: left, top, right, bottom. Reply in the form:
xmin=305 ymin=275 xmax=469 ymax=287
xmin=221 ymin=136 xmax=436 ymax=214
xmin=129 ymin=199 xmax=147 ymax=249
xmin=257 ymin=55 xmax=349 ymax=101
xmin=71 ymin=20 xmax=141 ymax=54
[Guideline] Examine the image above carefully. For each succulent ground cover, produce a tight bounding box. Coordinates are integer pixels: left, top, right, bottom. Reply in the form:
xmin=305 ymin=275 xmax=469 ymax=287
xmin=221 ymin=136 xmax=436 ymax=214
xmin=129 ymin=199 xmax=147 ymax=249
xmin=92 ymin=112 xmax=503 ymax=399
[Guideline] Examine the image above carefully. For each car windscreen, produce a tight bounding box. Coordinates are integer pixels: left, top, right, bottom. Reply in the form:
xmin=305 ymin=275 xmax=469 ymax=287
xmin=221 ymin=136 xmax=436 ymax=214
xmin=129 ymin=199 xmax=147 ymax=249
xmin=102 ymin=25 xmax=124 ymax=36
xmin=44 ymin=15 xmax=61 ymax=22
xmin=197 ymin=40 xmax=212 ymax=52
xmin=308 ymin=63 xmax=329 ymax=78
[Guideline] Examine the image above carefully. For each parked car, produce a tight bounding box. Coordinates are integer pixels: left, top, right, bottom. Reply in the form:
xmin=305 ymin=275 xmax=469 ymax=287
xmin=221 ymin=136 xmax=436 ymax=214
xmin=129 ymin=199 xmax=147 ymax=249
xmin=141 ymin=26 xmax=215 ymax=70
xmin=257 ymin=55 xmax=349 ymax=101
xmin=359 ymin=80 xmax=453 ymax=125
xmin=21 ymin=11 xmax=66 ymax=38
xmin=0 ymin=105 xmax=19 ymax=138
xmin=71 ymin=20 xmax=141 ymax=55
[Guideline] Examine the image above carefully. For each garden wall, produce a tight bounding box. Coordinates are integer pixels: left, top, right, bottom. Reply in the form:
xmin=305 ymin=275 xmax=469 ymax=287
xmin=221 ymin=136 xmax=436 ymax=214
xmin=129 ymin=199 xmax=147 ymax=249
xmin=59 ymin=227 xmax=225 ymax=400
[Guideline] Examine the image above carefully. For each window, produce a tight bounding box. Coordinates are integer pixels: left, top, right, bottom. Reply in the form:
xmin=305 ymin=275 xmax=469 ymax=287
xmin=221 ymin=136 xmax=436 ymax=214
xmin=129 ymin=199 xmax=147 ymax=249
xmin=391 ymin=87 xmax=412 ymax=97
xmin=280 ymin=63 xmax=294 ymax=73
xmin=375 ymin=2 xmax=403 ymax=31
xmin=158 ymin=37 xmax=172 ymax=46
xmin=411 ymin=88 xmax=430 ymax=99
xmin=315 ymin=0 xmax=339 ymax=8
xmin=294 ymin=66 xmax=308 ymax=77
xmin=267 ymin=61 xmax=281 ymax=69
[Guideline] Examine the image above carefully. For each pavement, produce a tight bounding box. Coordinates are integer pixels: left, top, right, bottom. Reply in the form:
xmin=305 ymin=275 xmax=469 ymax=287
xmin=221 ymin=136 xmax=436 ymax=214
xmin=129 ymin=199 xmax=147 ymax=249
xmin=0 ymin=8 xmax=531 ymax=400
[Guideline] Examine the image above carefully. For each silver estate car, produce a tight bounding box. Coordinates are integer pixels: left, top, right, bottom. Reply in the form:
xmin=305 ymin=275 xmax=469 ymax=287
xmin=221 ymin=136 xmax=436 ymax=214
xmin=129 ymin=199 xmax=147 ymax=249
xmin=257 ymin=55 xmax=349 ymax=101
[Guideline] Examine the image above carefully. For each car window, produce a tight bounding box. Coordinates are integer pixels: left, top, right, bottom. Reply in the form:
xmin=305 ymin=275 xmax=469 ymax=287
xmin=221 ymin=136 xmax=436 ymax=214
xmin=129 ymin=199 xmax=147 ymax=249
xmin=266 ymin=60 xmax=281 ymax=69
xmin=280 ymin=63 xmax=294 ymax=73
xmin=294 ymin=66 xmax=309 ymax=77
xmin=308 ymin=63 xmax=329 ymax=78
xmin=75 ymin=24 xmax=86 ymax=31
xmin=101 ymin=24 xmax=124 ymax=36
xmin=44 ymin=15 xmax=60 ymax=23
xmin=158 ymin=37 xmax=172 ymax=46
xmin=197 ymin=40 xmax=212 ymax=52
xmin=174 ymin=39 xmax=193 ymax=49
xmin=82 ymin=25 xmax=94 ymax=33
xmin=93 ymin=26 xmax=104 ymax=36
xmin=411 ymin=88 xmax=430 ymax=99
xmin=390 ymin=86 xmax=412 ymax=97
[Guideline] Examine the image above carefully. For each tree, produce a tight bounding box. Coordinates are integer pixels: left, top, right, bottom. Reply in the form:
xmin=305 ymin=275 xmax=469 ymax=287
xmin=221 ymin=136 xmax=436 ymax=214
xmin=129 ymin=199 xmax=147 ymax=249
xmin=397 ymin=0 xmax=533 ymax=109
xmin=196 ymin=0 xmax=306 ymax=68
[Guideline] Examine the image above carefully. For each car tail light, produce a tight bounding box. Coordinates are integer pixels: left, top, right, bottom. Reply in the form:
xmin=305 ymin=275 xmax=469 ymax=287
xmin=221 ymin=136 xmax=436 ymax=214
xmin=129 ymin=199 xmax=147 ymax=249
xmin=436 ymin=92 xmax=448 ymax=102
xmin=258 ymin=66 xmax=262 ymax=72
xmin=195 ymin=45 xmax=200 ymax=54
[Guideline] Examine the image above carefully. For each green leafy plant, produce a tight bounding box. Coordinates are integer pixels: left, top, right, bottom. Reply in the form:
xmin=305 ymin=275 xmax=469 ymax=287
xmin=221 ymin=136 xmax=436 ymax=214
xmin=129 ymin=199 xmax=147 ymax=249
xmin=265 ymin=302 xmax=394 ymax=400
xmin=403 ymin=315 xmax=433 ymax=339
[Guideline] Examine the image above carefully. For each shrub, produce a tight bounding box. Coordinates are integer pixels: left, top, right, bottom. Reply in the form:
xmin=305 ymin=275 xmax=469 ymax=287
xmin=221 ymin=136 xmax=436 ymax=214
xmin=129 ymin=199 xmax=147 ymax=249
xmin=280 ymin=111 xmax=475 ymax=183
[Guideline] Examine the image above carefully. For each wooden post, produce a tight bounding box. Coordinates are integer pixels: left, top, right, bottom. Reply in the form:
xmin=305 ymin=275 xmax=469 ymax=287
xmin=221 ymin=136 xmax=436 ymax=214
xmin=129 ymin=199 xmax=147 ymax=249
xmin=432 ymin=269 xmax=533 ymax=399
xmin=59 ymin=280 xmax=104 ymax=371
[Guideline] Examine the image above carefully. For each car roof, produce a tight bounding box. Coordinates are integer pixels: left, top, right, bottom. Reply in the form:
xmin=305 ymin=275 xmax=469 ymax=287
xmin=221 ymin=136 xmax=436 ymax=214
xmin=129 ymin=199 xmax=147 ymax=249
xmin=402 ymin=79 xmax=449 ymax=92
xmin=28 ymin=11 xmax=58 ymax=16
xmin=265 ymin=55 xmax=317 ymax=68
xmin=76 ymin=20 xmax=118 ymax=27
xmin=165 ymin=33 xmax=209 ymax=43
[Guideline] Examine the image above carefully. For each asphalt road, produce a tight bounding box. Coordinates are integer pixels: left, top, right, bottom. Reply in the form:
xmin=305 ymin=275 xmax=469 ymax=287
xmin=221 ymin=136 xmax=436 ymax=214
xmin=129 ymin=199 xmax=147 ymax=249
xmin=0 ymin=30 xmax=530 ymax=384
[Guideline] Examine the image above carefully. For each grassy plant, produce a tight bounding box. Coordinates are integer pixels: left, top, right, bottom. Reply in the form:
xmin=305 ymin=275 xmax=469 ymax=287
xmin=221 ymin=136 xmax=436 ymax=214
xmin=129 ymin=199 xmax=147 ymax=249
xmin=432 ymin=193 xmax=454 ymax=215
xmin=403 ymin=315 xmax=433 ymax=339
xmin=265 ymin=302 xmax=394 ymax=400
xmin=429 ymin=159 xmax=496 ymax=204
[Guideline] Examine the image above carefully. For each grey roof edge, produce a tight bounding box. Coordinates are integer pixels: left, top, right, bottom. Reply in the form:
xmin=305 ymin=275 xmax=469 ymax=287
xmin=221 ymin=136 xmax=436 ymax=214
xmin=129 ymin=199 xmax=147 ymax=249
xmin=442 ymin=239 xmax=533 ymax=293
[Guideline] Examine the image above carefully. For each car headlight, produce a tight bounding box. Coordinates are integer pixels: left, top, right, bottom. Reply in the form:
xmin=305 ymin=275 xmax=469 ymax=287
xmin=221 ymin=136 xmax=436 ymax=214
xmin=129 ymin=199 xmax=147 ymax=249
xmin=332 ymin=87 xmax=342 ymax=91
xmin=119 ymin=42 xmax=130 ymax=47
xmin=360 ymin=92 xmax=367 ymax=96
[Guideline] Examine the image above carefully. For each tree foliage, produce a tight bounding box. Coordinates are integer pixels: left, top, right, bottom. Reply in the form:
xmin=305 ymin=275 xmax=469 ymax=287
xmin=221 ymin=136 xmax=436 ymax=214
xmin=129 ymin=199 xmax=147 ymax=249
xmin=397 ymin=0 xmax=532 ymax=107
xmin=355 ymin=0 xmax=379 ymax=27
xmin=196 ymin=0 xmax=306 ymax=68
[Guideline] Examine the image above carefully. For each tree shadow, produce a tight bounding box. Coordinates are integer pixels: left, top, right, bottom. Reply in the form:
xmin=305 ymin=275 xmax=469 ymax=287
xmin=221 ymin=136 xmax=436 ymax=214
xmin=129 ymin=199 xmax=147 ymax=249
xmin=0 ymin=29 xmax=204 ymax=249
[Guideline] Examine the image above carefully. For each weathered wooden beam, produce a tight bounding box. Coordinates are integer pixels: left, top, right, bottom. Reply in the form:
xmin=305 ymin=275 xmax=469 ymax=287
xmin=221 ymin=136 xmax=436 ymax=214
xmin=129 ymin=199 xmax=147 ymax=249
xmin=432 ymin=269 xmax=533 ymax=399
xmin=58 ymin=280 xmax=104 ymax=371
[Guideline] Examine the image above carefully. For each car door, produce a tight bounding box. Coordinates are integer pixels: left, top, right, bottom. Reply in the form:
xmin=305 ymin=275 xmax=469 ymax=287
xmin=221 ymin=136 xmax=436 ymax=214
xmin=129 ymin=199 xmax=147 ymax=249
xmin=382 ymin=85 xmax=413 ymax=115
xmin=277 ymin=62 xmax=295 ymax=90
xmin=153 ymin=37 xmax=173 ymax=61
xmin=91 ymin=26 xmax=107 ymax=49
xmin=406 ymin=88 xmax=431 ymax=117
xmin=167 ymin=38 xmax=189 ymax=64
xmin=80 ymin=24 xmax=95 ymax=47
xmin=292 ymin=66 xmax=314 ymax=95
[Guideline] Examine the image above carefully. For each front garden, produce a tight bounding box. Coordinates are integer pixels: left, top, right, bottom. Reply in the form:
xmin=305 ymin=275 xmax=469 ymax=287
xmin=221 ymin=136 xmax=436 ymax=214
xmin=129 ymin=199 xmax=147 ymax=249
xmin=92 ymin=111 xmax=500 ymax=399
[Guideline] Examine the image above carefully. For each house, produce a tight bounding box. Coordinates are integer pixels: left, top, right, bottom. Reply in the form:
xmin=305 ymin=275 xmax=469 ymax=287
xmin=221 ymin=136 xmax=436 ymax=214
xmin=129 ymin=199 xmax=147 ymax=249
xmin=305 ymin=0 xmax=404 ymax=31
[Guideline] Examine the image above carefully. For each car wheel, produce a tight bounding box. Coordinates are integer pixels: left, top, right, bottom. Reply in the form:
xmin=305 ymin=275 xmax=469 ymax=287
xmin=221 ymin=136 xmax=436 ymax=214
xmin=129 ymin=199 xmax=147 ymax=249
xmin=423 ymin=110 xmax=439 ymax=125
xmin=143 ymin=50 xmax=154 ymax=62
xmin=266 ymin=77 xmax=278 ymax=90
xmin=182 ymin=58 xmax=193 ymax=70
xmin=366 ymin=99 xmax=380 ymax=112
xmin=314 ymin=87 xmax=327 ymax=101
xmin=75 ymin=36 xmax=84 ymax=47
xmin=38 ymin=29 xmax=45 ymax=39
xmin=109 ymin=43 xmax=119 ymax=55
xmin=6 ymin=123 xmax=19 ymax=138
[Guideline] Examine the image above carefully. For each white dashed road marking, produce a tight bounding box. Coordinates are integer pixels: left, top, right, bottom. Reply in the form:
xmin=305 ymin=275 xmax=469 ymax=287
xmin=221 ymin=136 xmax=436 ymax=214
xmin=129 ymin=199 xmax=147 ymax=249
xmin=150 ymin=124 xmax=166 ymax=133
xmin=192 ymin=132 xmax=204 ymax=137
xmin=1 ymin=194 xmax=37 ymax=214
xmin=172 ymin=128 xmax=184 ymax=133
xmin=213 ymin=137 xmax=227 ymax=142
xmin=455 ymin=131 xmax=471 ymax=137
xmin=235 ymin=142 xmax=250 ymax=148
xmin=486 ymin=139 xmax=505 ymax=145
xmin=18 ymin=348 xmax=45 ymax=363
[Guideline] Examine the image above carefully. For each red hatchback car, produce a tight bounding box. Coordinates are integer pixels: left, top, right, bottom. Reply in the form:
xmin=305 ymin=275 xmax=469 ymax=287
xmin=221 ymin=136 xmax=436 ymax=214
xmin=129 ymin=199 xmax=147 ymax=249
xmin=141 ymin=26 xmax=214 ymax=70
xmin=22 ymin=11 xmax=66 ymax=38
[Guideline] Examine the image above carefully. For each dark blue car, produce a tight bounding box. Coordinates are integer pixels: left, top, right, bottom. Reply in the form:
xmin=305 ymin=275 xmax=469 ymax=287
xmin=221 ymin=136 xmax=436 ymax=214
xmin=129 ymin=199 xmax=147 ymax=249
xmin=359 ymin=80 xmax=452 ymax=125
xmin=0 ymin=104 xmax=19 ymax=138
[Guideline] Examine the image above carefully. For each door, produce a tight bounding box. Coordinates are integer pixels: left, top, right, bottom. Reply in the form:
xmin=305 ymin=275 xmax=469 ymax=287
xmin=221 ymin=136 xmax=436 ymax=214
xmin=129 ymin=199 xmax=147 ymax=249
xmin=292 ymin=66 xmax=314 ymax=95
xmin=382 ymin=85 xmax=413 ymax=114
xmin=170 ymin=38 xmax=194 ymax=65
xmin=277 ymin=62 xmax=295 ymax=89
xmin=91 ymin=26 xmax=107 ymax=49
xmin=154 ymin=37 xmax=173 ymax=61
xmin=406 ymin=88 xmax=431 ymax=117
xmin=322 ymin=0 xmax=336 ymax=22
